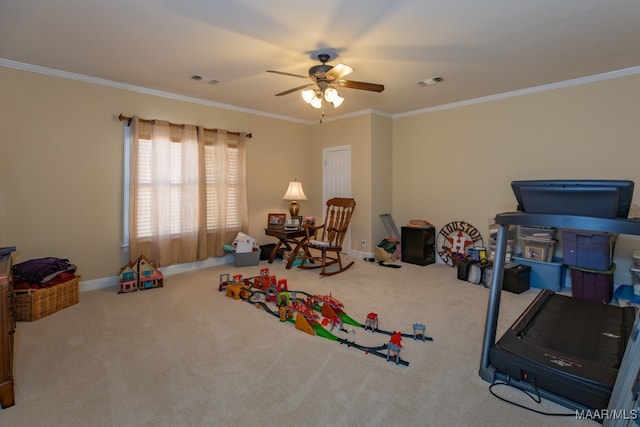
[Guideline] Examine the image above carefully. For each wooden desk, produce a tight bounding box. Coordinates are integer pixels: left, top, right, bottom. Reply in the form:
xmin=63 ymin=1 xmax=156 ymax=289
xmin=264 ymin=228 xmax=314 ymax=269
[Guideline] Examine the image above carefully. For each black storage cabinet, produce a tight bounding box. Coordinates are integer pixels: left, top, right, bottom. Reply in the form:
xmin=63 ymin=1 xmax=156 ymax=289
xmin=401 ymin=226 xmax=435 ymax=266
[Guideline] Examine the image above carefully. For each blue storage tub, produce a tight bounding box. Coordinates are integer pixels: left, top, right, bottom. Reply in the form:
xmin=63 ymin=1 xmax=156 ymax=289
xmin=512 ymin=256 xmax=566 ymax=291
xmin=614 ymin=285 xmax=640 ymax=308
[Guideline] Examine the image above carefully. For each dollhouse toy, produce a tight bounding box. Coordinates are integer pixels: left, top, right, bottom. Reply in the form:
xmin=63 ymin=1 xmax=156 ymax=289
xmin=138 ymin=255 xmax=163 ymax=290
xmin=118 ymin=261 xmax=138 ymax=294
xmin=118 ymin=255 xmax=163 ymax=293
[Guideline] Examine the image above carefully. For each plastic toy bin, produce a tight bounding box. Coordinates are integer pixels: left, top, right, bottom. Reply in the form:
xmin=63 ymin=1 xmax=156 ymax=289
xmin=234 ymin=250 xmax=260 ymax=267
xmin=569 ymin=264 xmax=615 ymax=304
xmin=562 ymin=230 xmax=615 ymax=271
xmin=512 ymin=256 xmax=566 ymax=291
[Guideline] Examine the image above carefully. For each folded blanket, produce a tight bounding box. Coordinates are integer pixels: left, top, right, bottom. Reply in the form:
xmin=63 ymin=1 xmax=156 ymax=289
xmin=13 ymin=271 xmax=77 ymax=290
xmin=13 ymin=257 xmax=77 ymax=284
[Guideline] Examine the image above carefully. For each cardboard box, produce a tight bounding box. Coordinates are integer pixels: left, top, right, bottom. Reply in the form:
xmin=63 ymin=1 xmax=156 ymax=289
xmin=233 ymin=232 xmax=257 ymax=252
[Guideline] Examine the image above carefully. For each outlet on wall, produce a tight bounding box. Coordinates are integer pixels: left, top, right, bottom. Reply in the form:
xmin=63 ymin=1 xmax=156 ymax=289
xmin=361 ymin=240 xmax=367 ymax=247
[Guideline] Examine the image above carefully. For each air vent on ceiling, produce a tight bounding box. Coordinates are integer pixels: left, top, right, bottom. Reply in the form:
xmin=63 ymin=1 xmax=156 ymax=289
xmin=191 ymin=75 xmax=219 ymax=85
xmin=417 ymin=76 xmax=444 ymax=87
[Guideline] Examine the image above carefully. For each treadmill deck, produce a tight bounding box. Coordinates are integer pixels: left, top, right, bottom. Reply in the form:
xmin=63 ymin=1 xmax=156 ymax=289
xmin=490 ymin=290 xmax=636 ymax=410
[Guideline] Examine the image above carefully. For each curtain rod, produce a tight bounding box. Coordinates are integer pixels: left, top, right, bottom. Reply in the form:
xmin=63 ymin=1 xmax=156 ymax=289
xmin=118 ymin=114 xmax=252 ymax=138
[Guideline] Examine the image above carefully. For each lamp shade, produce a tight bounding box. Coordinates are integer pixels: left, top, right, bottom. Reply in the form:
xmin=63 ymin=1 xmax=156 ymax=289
xmin=282 ymin=180 xmax=307 ymax=201
xmin=283 ymin=180 xmax=307 ymax=218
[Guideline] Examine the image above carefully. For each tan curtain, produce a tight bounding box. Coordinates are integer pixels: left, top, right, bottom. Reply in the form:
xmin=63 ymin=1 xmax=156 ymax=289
xmin=128 ymin=116 xmax=247 ymax=266
xmin=197 ymin=127 xmax=248 ymax=258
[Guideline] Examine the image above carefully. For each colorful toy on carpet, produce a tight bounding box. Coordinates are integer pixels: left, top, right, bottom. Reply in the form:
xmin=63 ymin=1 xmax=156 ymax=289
xmin=217 ymin=267 xmax=433 ymax=366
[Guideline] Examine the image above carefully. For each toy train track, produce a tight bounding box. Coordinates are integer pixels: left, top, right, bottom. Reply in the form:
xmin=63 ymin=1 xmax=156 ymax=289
xmin=361 ymin=326 xmax=434 ymax=341
xmin=219 ymin=269 xmax=432 ymax=366
xmin=336 ymin=338 xmax=410 ymax=366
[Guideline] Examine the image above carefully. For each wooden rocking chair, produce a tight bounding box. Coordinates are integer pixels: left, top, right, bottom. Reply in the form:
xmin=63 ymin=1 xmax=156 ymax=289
xmin=299 ymin=197 xmax=356 ymax=276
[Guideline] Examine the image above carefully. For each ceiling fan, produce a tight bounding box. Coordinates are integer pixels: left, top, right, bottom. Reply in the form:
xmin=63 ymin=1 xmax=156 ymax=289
xmin=267 ymin=53 xmax=384 ymax=109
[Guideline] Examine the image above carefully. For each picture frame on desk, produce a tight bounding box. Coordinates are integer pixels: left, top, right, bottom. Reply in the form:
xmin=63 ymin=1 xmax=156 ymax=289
xmin=523 ymin=244 xmax=546 ymax=261
xmin=267 ymin=213 xmax=286 ymax=229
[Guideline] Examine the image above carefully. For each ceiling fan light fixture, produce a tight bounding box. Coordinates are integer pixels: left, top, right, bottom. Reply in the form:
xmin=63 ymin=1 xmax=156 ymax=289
xmin=301 ymin=89 xmax=316 ymax=103
xmin=310 ymin=92 xmax=323 ymax=109
xmin=324 ymin=87 xmax=339 ymax=102
xmin=322 ymin=87 xmax=343 ymax=108
xmin=330 ymin=92 xmax=344 ymax=108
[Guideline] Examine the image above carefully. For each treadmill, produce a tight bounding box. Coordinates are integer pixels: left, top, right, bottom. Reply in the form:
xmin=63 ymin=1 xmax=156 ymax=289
xmin=480 ymin=180 xmax=640 ymax=415
xmin=490 ymin=289 xmax=635 ymax=410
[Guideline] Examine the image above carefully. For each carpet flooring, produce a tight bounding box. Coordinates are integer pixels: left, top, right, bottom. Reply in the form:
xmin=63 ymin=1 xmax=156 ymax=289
xmin=0 ymin=257 xmax=598 ymax=426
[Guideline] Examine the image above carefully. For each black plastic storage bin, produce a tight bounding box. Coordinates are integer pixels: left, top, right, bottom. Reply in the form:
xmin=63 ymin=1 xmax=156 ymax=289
xmin=401 ymin=226 xmax=435 ymax=266
xmin=486 ymin=263 xmax=531 ymax=294
xmin=503 ymin=264 xmax=531 ymax=294
xmin=259 ymin=243 xmax=281 ymax=261
xmin=457 ymin=259 xmax=478 ymax=281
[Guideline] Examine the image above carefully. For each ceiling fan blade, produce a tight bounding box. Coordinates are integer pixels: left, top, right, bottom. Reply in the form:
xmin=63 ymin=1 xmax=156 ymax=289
xmin=266 ymin=70 xmax=309 ymax=79
xmin=337 ymin=80 xmax=385 ymax=92
xmin=275 ymin=83 xmax=314 ymax=96
xmin=325 ymin=63 xmax=354 ymax=81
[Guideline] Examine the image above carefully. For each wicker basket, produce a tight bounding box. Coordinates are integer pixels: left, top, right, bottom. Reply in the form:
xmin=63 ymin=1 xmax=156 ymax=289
xmin=14 ymin=276 xmax=80 ymax=321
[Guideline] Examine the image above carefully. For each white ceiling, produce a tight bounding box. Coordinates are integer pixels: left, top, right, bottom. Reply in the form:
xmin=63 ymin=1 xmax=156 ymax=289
xmin=1 ymin=0 xmax=640 ymax=123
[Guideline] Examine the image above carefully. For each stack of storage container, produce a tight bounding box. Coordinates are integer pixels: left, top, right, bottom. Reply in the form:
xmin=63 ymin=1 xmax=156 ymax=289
xmin=485 ymin=221 xmax=533 ymax=294
xmin=630 ymin=251 xmax=640 ymax=295
xmin=563 ymin=229 xmax=616 ymax=304
xmin=614 ymin=250 xmax=640 ymax=308
xmin=487 ymin=222 xmax=517 ymax=262
xmin=512 ymin=226 xmax=566 ymax=291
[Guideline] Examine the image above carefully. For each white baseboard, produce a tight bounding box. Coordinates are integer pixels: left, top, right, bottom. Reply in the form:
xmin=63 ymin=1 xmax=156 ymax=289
xmin=350 ymin=249 xmax=373 ymax=259
xmin=78 ymin=254 xmax=234 ymax=292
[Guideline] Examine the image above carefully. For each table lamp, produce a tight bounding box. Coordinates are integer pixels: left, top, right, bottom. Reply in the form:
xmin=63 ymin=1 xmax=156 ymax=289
xmin=282 ymin=179 xmax=307 ymax=218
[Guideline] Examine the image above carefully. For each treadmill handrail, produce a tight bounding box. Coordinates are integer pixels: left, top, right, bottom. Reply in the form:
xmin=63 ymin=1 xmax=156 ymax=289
xmin=494 ymin=211 xmax=640 ymax=235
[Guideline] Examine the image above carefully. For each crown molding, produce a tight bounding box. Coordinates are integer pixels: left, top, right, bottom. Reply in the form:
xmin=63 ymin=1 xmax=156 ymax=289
xmin=393 ymin=66 xmax=640 ymax=119
xmin=3 ymin=58 xmax=638 ymax=124
xmin=0 ymin=58 xmax=309 ymax=124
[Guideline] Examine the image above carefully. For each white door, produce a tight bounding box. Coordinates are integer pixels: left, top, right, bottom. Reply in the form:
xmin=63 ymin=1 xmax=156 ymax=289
xmin=322 ymin=145 xmax=352 ymax=250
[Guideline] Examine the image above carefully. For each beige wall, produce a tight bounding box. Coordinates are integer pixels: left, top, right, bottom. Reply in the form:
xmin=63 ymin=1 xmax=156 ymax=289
xmin=370 ymin=114 xmax=393 ymax=246
xmin=308 ymin=114 xmax=374 ymax=251
xmin=2 ymin=64 xmax=639 ymax=285
xmin=0 ymin=66 xmax=310 ymax=281
xmin=392 ymin=73 xmax=640 ymax=283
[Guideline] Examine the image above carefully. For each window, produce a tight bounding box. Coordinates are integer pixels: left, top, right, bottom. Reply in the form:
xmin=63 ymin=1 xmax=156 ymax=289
xmin=204 ymin=143 xmax=242 ymax=230
xmin=124 ymin=116 xmax=248 ymax=266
